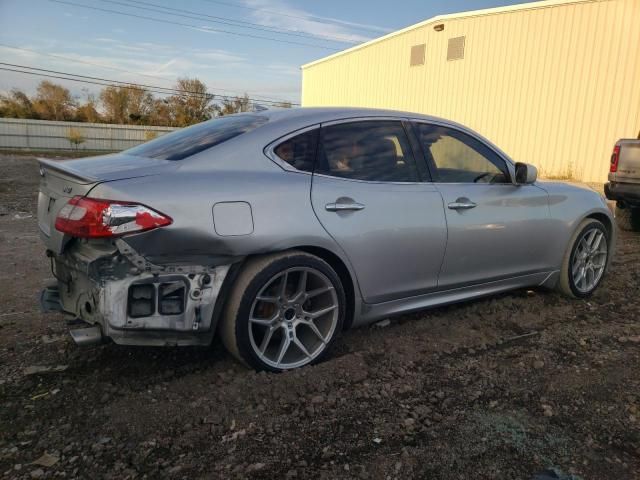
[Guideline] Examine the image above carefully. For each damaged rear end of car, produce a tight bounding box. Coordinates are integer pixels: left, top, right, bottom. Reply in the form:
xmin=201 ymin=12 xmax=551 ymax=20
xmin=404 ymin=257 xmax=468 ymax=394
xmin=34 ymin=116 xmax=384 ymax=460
xmin=37 ymin=155 xmax=232 ymax=347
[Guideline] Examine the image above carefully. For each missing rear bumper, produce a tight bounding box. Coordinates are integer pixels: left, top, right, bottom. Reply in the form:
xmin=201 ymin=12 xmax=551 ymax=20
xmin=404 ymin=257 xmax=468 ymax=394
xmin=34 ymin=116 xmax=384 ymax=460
xmin=43 ymin=239 xmax=233 ymax=347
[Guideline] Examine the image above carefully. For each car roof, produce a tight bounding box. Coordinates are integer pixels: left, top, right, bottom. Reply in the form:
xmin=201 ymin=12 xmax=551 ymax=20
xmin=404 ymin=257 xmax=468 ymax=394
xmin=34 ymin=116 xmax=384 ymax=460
xmin=259 ymin=106 xmax=446 ymax=126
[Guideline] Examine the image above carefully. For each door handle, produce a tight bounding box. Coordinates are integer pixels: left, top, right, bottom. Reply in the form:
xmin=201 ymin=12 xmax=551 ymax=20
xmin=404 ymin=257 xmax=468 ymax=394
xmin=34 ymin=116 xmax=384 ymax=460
xmin=448 ymin=199 xmax=477 ymax=210
xmin=325 ymin=202 xmax=366 ymax=212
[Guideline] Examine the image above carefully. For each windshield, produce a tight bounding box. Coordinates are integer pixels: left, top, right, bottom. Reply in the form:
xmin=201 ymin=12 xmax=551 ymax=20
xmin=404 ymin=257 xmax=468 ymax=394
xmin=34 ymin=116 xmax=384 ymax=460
xmin=126 ymin=114 xmax=268 ymax=160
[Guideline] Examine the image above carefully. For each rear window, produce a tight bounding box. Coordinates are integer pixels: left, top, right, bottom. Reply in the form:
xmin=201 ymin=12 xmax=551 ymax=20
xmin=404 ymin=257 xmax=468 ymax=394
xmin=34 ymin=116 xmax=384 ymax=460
xmin=126 ymin=115 xmax=268 ymax=160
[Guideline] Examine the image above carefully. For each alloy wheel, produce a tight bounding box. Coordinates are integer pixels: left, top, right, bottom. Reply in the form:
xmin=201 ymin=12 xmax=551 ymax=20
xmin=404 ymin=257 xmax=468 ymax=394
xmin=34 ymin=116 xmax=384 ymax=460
xmin=248 ymin=267 xmax=339 ymax=369
xmin=571 ymin=227 xmax=608 ymax=293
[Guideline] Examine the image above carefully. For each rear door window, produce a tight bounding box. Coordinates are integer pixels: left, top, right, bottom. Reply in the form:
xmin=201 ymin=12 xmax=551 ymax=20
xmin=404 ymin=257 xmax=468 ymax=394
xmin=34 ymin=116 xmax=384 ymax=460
xmin=316 ymin=121 xmax=420 ymax=182
xmin=126 ymin=114 xmax=268 ymax=160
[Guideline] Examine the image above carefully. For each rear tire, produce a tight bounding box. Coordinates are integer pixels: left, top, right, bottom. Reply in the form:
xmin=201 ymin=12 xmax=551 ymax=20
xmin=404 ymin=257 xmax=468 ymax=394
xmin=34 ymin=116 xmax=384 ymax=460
xmin=557 ymin=219 xmax=609 ymax=298
xmin=220 ymin=250 xmax=345 ymax=372
xmin=615 ymin=204 xmax=640 ymax=231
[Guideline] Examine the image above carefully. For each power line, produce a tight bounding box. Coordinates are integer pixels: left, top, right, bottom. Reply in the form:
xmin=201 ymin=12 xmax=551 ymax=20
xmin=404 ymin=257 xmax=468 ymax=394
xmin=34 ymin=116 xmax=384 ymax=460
xmin=196 ymin=0 xmax=389 ymax=35
xmin=0 ymin=66 xmax=294 ymax=107
xmin=100 ymin=0 xmax=358 ymax=45
xmin=0 ymin=66 xmax=206 ymax=100
xmin=0 ymin=65 xmax=298 ymax=106
xmin=48 ymin=0 xmax=340 ymax=51
xmin=0 ymin=62 xmax=299 ymax=105
xmin=0 ymin=44 xmax=298 ymax=104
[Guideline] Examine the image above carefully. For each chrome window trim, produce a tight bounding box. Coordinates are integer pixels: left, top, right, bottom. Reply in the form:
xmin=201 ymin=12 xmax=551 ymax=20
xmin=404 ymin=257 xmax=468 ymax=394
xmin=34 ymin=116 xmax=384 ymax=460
xmin=264 ymin=115 xmax=516 ymax=187
xmin=319 ymin=115 xmax=409 ymax=127
xmin=311 ymin=172 xmax=432 ymax=186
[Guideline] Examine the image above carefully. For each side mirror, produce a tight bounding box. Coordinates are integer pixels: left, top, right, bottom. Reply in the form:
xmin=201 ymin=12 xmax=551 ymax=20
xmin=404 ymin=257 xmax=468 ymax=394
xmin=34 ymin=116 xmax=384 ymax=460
xmin=515 ymin=162 xmax=537 ymax=185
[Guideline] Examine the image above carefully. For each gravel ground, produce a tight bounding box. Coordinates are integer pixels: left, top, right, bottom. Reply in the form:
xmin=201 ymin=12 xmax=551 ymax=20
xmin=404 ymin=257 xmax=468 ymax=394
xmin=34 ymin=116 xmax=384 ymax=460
xmin=0 ymin=154 xmax=639 ymax=480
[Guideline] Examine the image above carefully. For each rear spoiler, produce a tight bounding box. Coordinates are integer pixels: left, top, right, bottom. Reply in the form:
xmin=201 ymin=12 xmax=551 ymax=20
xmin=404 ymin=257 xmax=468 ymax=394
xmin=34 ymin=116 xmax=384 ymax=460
xmin=37 ymin=157 xmax=98 ymax=185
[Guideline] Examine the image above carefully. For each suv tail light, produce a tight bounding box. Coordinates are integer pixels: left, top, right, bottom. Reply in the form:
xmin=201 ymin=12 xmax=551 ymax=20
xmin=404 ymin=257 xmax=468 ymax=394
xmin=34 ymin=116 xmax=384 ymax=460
xmin=610 ymin=145 xmax=621 ymax=173
xmin=55 ymin=196 xmax=172 ymax=238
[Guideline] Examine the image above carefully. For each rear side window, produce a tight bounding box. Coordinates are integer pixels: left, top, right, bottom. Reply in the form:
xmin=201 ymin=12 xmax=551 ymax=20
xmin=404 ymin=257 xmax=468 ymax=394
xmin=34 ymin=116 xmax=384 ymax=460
xmin=317 ymin=121 xmax=420 ymax=182
xmin=126 ymin=115 xmax=268 ymax=160
xmin=274 ymin=129 xmax=318 ymax=172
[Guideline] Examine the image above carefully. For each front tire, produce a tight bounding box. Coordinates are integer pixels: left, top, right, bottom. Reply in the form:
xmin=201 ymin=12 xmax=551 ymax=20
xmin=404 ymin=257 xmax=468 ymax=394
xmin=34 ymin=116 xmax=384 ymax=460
xmin=220 ymin=251 xmax=345 ymax=372
xmin=557 ymin=219 xmax=609 ymax=298
xmin=615 ymin=204 xmax=640 ymax=231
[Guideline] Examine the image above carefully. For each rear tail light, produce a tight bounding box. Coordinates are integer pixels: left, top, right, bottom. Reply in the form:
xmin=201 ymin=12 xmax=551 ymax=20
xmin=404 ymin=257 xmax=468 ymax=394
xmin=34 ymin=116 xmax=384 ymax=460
xmin=610 ymin=145 xmax=621 ymax=173
xmin=55 ymin=196 xmax=172 ymax=238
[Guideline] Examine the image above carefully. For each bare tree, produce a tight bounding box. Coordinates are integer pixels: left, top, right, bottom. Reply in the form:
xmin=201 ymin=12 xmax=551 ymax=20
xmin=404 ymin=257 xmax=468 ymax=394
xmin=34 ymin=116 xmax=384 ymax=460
xmin=148 ymin=98 xmax=173 ymax=127
xmin=100 ymin=86 xmax=129 ymax=124
xmin=33 ymin=81 xmax=76 ymax=120
xmin=169 ymin=78 xmax=215 ymax=126
xmin=0 ymin=78 xmax=294 ymax=127
xmin=127 ymin=87 xmax=154 ymax=124
xmin=75 ymin=90 xmax=102 ymax=123
xmin=100 ymin=85 xmax=153 ymax=124
xmin=215 ymin=93 xmax=252 ymax=116
xmin=0 ymin=88 xmax=37 ymax=118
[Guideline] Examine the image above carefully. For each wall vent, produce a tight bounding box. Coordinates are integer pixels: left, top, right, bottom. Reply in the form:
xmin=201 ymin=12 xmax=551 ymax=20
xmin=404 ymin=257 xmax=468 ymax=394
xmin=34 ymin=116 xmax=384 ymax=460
xmin=410 ymin=44 xmax=426 ymax=66
xmin=447 ymin=36 xmax=465 ymax=61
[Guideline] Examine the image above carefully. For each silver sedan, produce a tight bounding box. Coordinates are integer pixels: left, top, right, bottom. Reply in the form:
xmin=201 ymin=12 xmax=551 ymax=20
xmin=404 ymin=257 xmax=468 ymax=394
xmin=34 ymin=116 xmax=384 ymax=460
xmin=37 ymin=108 xmax=615 ymax=371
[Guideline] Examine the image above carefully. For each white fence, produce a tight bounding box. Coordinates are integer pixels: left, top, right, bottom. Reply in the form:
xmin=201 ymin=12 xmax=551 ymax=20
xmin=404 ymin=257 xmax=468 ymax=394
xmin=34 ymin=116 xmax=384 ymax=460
xmin=0 ymin=118 xmax=177 ymax=152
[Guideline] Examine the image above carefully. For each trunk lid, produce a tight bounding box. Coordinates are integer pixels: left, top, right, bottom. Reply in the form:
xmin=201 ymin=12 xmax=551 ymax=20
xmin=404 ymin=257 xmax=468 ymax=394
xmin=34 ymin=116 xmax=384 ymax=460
xmin=37 ymin=154 xmax=175 ymax=253
xmin=612 ymin=139 xmax=640 ymax=184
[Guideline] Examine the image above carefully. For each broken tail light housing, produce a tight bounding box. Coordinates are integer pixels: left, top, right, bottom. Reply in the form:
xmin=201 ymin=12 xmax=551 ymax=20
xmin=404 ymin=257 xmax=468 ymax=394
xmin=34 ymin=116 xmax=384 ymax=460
xmin=610 ymin=145 xmax=621 ymax=173
xmin=55 ymin=196 xmax=172 ymax=238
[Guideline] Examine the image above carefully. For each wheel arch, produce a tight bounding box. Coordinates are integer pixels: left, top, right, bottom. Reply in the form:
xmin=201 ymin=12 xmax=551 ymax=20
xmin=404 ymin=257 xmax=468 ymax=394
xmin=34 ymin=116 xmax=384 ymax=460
xmin=213 ymin=245 xmax=358 ymax=337
xmin=584 ymin=210 xmax=616 ymax=267
xmin=585 ymin=212 xmax=613 ymax=240
xmin=294 ymin=245 xmax=357 ymax=331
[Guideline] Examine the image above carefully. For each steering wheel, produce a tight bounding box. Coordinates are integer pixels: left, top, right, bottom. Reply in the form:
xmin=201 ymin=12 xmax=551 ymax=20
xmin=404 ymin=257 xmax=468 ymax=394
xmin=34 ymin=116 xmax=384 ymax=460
xmin=472 ymin=172 xmax=492 ymax=183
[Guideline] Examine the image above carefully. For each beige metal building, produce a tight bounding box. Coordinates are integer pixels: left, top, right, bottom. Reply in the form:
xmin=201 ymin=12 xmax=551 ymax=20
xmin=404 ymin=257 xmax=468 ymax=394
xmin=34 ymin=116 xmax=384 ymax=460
xmin=301 ymin=0 xmax=640 ymax=183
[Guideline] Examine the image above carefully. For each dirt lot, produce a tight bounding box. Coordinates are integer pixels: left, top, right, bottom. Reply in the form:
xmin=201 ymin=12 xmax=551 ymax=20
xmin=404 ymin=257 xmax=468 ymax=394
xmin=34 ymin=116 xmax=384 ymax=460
xmin=1 ymin=153 xmax=639 ymax=480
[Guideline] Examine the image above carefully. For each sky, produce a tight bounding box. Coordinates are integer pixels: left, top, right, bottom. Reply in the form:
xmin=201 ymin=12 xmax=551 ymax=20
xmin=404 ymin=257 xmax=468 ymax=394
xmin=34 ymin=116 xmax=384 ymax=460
xmin=0 ymin=0 xmax=534 ymax=106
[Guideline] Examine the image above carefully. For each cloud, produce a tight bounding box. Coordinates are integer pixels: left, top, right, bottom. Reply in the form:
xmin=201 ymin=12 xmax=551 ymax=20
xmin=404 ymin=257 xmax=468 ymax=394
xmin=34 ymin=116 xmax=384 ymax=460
xmin=243 ymin=0 xmax=389 ymax=44
xmin=191 ymin=49 xmax=246 ymax=63
xmin=0 ymin=38 xmax=299 ymax=103
xmin=263 ymin=63 xmax=300 ymax=77
xmin=0 ymin=40 xmax=249 ymax=84
xmin=187 ymin=25 xmax=221 ymax=35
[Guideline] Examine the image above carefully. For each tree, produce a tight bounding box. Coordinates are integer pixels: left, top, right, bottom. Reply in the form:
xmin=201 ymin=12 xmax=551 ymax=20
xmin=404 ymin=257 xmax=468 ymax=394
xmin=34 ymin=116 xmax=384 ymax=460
xmin=127 ymin=86 xmax=154 ymax=124
xmin=75 ymin=91 xmax=102 ymax=123
xmin=33 ymin=81 xmax=75 ymax=120
xmin=66 ymin=127 xmax=86 ymax=150
xmin=100 ymin=85 xmax=153 ymax=125
xmin=216 ymin=93 xmax=252 ymax=116
xmin=148 ymin=98 xmax=173 ymax=127
xmin=100 ymin=85 xmax=129 ymax=124
xmin=0 ymin=88 xmax=37 ymax=118
xmin=168 ymin=78 xmax=215 ymax=126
